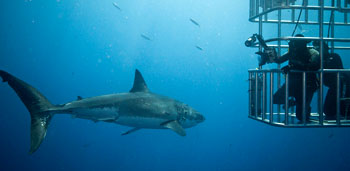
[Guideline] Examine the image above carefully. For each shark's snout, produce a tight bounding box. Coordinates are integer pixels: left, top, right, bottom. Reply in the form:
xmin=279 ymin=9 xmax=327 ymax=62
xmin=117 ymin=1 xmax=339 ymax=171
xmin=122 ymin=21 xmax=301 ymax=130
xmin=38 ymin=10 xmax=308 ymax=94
xmin=196 ymin=114 xmax=205 ymax=123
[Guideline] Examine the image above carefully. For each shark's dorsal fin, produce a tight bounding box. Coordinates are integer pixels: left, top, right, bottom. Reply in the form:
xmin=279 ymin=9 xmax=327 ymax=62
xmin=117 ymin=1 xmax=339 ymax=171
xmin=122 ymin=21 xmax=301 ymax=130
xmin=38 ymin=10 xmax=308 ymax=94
xmin=130 ymin=69 xmax=149 ymax=93
xmin=77 ymin=96 xmax=83 ymax=100
xmin=161 ymin=120 xmax=186 ymax=136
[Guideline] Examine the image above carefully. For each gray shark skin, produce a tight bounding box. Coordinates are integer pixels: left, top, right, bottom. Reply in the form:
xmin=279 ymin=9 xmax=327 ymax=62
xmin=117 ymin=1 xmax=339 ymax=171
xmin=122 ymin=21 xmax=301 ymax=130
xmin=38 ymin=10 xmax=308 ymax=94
xmin=0 ymin=69 xmax=205 ymax=154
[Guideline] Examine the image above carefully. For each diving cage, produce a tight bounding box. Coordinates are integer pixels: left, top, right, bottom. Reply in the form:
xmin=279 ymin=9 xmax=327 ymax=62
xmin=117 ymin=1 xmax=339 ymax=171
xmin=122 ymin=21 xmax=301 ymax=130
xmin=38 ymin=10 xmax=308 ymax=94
xmin=247 ymin=0 xmax=350 ymax=127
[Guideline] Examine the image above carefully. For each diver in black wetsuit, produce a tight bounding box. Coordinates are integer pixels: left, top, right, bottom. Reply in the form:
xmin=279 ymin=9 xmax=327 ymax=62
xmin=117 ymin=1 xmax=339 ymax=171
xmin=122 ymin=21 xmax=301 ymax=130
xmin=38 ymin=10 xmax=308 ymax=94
xmin=313 ymin=41 xmax=350 ymax=119
xmin=272 ymin=34 xmax=320 ymax=122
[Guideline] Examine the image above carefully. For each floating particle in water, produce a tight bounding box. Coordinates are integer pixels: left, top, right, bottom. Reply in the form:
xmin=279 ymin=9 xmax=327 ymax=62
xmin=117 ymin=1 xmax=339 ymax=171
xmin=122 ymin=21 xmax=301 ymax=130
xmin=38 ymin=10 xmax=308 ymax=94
xmin=113 ymin=2 xmax=122 ymax=11
xmin=141 ymin=34 xmax=151 ymax=41
xmin=195 ymin=45 xmax=203 ymax=51
xmin=189 ymin=18 xmax=200 ymax=27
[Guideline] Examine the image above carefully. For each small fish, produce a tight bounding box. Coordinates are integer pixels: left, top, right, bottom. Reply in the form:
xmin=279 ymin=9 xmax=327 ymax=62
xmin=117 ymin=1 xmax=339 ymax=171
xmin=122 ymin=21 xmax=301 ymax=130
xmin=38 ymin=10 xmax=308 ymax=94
xmin=140 ymin=34 xmax=151 ymax=41
xmin=195 ymin=45 xmax=203 ymax=51
xmin=189 ymin=18 xmax=200 ymax=27
xmin=113 ymin=2 xmax=122 ymax=11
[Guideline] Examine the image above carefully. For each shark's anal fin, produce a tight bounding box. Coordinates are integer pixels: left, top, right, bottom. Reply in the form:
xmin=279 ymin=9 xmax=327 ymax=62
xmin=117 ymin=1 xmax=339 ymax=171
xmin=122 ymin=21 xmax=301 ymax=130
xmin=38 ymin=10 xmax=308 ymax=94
xmin=122 ymin=128 xmax=141 ymax=136
xmin=129 ymin=69 xmax=149 ymax=93
xmin=77 ymin=96 xmax=83 ymax=100
xmin=161 ymin=120 xmax=186 ymax=136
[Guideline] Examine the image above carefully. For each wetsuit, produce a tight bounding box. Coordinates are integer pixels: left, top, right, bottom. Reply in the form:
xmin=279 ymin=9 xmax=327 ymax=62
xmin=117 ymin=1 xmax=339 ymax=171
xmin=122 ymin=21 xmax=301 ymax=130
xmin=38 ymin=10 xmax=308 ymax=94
xmin=323 ymin=52 xmax=350 ymax=119
xmin=323 ymin=52 xmax=343 ymax=119
xmin=273 ymin=48 xmax=320 ymax=121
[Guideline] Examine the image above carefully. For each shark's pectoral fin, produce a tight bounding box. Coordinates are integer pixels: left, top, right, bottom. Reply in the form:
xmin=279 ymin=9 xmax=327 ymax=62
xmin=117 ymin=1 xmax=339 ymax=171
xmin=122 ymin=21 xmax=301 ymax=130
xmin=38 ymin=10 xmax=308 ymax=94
xmin=122 ymin=127 xmax=141 ymax=136
xmin=161 ymin=120 xmax=186 ymax=136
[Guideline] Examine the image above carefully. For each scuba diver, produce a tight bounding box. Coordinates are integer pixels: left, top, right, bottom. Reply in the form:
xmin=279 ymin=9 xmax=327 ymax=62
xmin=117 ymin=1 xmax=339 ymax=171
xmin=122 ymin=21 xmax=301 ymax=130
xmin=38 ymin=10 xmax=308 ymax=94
xmin=272 ymin=34 xmax=320 ymax=122
xmin=313 ymin=41 xmax=350 ymax=120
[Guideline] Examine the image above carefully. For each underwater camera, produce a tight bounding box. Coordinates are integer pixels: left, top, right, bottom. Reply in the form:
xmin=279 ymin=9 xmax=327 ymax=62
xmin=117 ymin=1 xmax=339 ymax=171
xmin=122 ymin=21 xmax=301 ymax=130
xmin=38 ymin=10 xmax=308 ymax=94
xmin=245 ymin=34 xmax=277 ymax=66
xmin=245 ymin=35 xmax=257 ymax=47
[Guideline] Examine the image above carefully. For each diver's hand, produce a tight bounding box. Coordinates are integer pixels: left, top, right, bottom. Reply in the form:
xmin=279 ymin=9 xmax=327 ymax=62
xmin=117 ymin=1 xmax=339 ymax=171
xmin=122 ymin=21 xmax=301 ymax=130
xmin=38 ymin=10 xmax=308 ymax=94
xmin=255 ymin=51 xmax=268 ymax=66
xmin=255 ymin=51 xmax=267 ymax=57
xmin=265 ymin=48 xmax=277 ymax=63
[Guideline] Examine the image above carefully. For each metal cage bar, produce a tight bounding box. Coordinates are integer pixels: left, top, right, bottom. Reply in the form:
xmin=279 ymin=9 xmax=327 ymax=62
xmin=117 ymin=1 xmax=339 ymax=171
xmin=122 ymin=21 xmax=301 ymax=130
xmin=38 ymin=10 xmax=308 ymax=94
xmin=255 ymin=72 xmax=259 ymax=118
xmin=345 ymin=0 xmax=348 ymax=24
xmin=262 ymin=72 xmax=267 ymax=120
xmin=249 ymin=3 xmax=350 ymax=21
xmin=247 ymin=0 xmax=350 ymax=127
xmin=270 ymin=72 xmax=274 ymax=123
xmin=336 ymin=72 xmax=341 ymax=125
xmin=249 ymin=72 xmax=252 ymax=117
xmin=248 ymin=69 xmax=350 ymax=127
xmin=285 ymin=73 xmax=289 ymax=125
xmin=302 ymin=72 xmax=307 ymax=125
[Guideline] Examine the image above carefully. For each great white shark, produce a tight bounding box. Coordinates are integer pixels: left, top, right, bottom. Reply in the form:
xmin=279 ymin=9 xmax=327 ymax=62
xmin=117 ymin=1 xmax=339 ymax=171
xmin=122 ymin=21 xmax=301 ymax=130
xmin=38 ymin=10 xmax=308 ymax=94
xmin=0 ymin=69 xmax=205 ymax=154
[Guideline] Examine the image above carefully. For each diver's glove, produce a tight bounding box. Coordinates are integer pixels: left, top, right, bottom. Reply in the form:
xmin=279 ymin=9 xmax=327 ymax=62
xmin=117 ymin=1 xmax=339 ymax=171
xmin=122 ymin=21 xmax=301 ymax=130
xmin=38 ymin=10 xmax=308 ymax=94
xmin=281 ymin=65 xmax=292 ymax=74
xmin=255 ymin=51 xmax=269 ymax=66
xmin=265 ymin=48 xmax=277 ymax=62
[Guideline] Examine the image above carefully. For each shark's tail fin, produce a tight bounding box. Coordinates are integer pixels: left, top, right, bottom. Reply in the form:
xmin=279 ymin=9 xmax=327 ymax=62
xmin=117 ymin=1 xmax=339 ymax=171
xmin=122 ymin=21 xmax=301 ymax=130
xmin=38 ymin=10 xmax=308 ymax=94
xmin=0 ymin=70 xmax=54 ymax=154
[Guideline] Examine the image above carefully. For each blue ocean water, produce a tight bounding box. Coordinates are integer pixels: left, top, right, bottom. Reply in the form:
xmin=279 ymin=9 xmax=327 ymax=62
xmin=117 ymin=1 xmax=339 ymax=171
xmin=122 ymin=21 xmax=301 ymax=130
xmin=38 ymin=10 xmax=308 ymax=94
xmin=0 ymin=0 xmax=350 ymax=170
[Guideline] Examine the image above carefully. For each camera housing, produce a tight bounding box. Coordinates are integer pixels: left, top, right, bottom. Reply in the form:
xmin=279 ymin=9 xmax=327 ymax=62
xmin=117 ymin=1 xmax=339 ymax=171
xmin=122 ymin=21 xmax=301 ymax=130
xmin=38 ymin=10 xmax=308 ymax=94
xmin=245 ymin=35 xmax=257 ymax=47
xmin=245 ymin=34 xmax=277 ymax=66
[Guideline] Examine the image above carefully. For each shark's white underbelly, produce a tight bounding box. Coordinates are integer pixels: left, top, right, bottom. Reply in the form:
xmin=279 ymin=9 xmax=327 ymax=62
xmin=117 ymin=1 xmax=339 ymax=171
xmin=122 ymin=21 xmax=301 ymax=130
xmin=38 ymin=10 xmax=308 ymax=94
xmin=70 ymin=106 xmax=169 ymax=128
xmin=116 ymin=115 xmax=168 ymax=128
